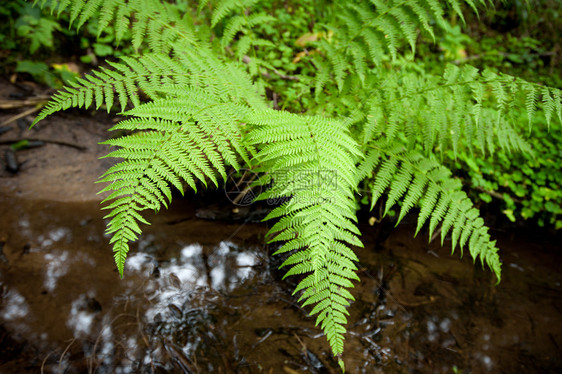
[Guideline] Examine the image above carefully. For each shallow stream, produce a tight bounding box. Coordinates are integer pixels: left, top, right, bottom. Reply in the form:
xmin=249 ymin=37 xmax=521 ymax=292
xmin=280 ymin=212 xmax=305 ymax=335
xmin=0 ymin=191 xmax=561 ymax=373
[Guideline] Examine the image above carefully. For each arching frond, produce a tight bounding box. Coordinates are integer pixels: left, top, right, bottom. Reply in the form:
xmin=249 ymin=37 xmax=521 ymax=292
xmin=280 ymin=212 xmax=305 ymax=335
xmin=305 ymin=0 xmax=491 ymax=92
xmin=247 ymin=110 xmax=362 ymax=369
xmin=211 ymin=0 xmax=260 ymax=27
xmin=98 ymin=93 xmax=253 ymax=276
xmin=32 ymin=50 xmax=267 ymax=126
xmin=358 ymin=141 xmax=501 ymax=281
xmin=34 ymin=0 xmax=197 ymax=52
xmin=358 ymin=65 xmax=562 ymax=156
xmin=30 ymin=0 xmax=561 ymax=369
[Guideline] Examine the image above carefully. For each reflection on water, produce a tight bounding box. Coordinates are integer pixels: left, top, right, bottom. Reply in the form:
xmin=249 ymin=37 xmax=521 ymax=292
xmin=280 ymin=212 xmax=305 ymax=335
xmin=127 ymin=241 xmax=258 ymax=291
xmin=67 ymin=294 xmax=97 ymax=336
xmin=0 ymin=195 xmax=561 ymax=373
xmin=1 ymin=290 xmax=28 ymax=321
xmin=44 ymin=250 xmax=70 ymax=292
xmin=125 ymin=240 xmax=260 ymax=325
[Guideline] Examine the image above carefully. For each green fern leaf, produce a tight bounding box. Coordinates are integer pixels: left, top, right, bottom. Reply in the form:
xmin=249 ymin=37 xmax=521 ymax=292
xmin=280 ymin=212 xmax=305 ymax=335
xmin=247 ymin=110 xmax=362 ymax=367
xmin=359 ymin=141 xmax=501 ymax=282
xmin=31 ymin=0 xmax=562 ymax=368
xmin=97 ymin=95 xmax=253 ymax=276
xmin=525 ymin=84 xmax=538 ymax=133
xmin=211 ymin=0 xmax=259 ymax=27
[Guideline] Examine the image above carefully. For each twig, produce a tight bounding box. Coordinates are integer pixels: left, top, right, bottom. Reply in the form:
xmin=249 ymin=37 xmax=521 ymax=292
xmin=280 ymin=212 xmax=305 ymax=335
xmin=231 ymin=172 xmax=258 ymax=205
xmin=293 ymin=333 xmax=336 ymax=374
xmin=273 ymin=68 xmax=300 ymax=81
xmin=88 ymin=312 xmax=137 ymax=374
xmin=474 ymin=186 xmax=522 ymax=203
xmin=136 ymin=305 xmax=150 ymax=348
xmin=251 ymin=329 xmax=273 ymax=348
xmin=162 ymin=338 xmax=199 ymax=373
xmin=58 ymin=337 xmax=76 ymax=374
xmin=430 ymin=226 xmax=442 ymax=243
xmin=41 ymin=350 xmax=55 ymax=374
xmin=0 ymin=96 xmax=50 ymax=109
xmin=294 ymin=333 xmax=307 ymax=353
xmin=0 ymin=105 xmax=42 ymax=127
xmin=0 ymin=138 xmax=87 ymax=151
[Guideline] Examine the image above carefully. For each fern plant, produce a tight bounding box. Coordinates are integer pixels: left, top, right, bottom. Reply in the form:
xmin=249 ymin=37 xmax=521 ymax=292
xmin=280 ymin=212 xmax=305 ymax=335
xmin=31 ymin=0 xmax=561 ymax=370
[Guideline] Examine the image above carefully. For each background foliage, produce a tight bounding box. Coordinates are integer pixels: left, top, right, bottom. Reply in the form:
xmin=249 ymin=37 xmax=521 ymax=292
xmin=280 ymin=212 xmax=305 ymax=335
xmin=438 ymin=0 xmax=562 ymax=229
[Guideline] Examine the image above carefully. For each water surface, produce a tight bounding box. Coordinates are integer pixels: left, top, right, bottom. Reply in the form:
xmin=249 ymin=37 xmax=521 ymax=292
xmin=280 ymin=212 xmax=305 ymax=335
xmin=0 ymin=194 xmax=561 ymax=373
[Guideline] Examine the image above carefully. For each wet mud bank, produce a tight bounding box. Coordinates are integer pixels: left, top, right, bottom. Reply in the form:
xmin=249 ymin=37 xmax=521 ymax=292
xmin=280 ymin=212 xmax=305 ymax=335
xmin=0 ymin=190 xmax=561 ymax=374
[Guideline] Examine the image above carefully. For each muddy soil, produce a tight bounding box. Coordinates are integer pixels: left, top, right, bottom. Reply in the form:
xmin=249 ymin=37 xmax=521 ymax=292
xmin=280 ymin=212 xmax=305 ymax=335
xmin=1 ymin=81 xmax=562 ymax=373
xmin=0 ymin=77 xmax=116 ymax=202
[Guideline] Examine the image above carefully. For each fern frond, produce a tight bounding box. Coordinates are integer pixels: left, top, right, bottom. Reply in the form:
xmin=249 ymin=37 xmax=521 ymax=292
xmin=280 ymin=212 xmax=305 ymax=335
xmin=208 ymin=0 xmax=281 ymax=81
xmin=358 ymin=65 xmax=562 ymax=157
xmin=31 ymin=55 xmax=163 ymax=125
xmin=31 ymin=0 xmax=561 ymax=368
xmin=98 ymin=94 xmax=252 ymax=276
xmin=32 ymin=51 xmax=267 ymax=127
xmin=525 ymin=84 xmax=538 ymax=132
xmin=247 ymin=110 xmax=362 ymax=368
xmin=301 ymin=0 xmax=492 ymax=98
xmin=359 ymin=140 xmax=501 ymax=282
xmin=446 ymin=0 xmax=466 ymax=24
xmin=321 ymin=41 xmax=347 ymax=91
xmin=32 ymin=41 xmax=267 ymax=278
xmin=35 ymin=0 xmax=197 ymax=53
xmin=221 ymin=12 xmax=276 ymax=48
xmin=211 ymin=0 xmax=259 ymax=27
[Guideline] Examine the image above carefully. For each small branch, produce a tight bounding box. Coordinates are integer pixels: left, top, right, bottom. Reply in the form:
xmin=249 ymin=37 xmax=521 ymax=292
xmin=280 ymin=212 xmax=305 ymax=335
xmin=58 ymin=338 xmax=76 ymax=374
xmin=231 ymin=172 xmax=258 ymax=205
xmin=0 ymin=138 xmax=87 ymax=151
xmin=0 ymin=105 xmax=42 ymax=127
xmin=0 ymin=96 xmax=50 ymax=109
xmin=430 ymin=226 xmax=442 ymax=243
xmin=272 ymin=68 xmax=300 ymax=81
xmin=453 ymin=51 xmax=556 ymax=65
xmin=40 ymin=350 xmax=55 ymax=374
xmin=474 ymin=186 xmax=522 ymax=203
